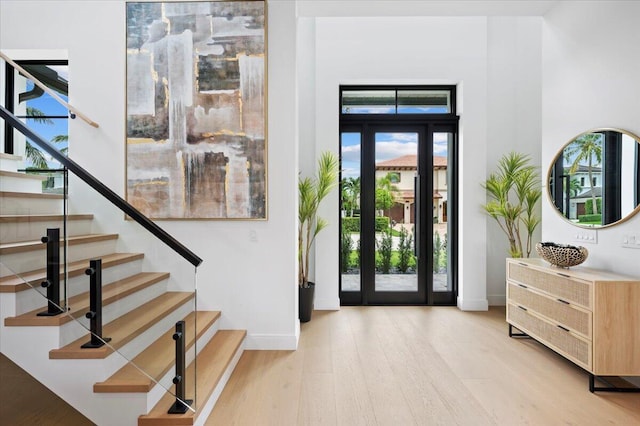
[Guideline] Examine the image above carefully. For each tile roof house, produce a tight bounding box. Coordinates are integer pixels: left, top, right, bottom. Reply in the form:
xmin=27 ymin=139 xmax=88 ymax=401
xmin=375 ymin=154 xmax=448 ymax=224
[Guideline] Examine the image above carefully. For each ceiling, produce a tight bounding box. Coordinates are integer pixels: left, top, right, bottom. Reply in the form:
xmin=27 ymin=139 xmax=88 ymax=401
xmin=296 ymin=0 xmax=560 ymax=18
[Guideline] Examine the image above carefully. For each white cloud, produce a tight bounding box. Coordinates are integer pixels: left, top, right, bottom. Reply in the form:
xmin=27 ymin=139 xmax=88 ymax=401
xmin=375 ymin=141 xmax=417 ymax=161
xmin=343 ymin=134 xmax=449 ymax=166
xmin=433 ymin=141 xmax=448 ymax=155
xmin=377 ymin=133 xmax=418 ymax=143
xmin=341 ymin=166 xmax=360 ymax=179
xmin=341 ymin=143 xmax=361 ymax=163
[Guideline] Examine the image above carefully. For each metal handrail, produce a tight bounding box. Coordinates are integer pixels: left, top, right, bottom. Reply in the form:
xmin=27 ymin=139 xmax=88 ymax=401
xmin=0 ymin=105 xmax=202 ymax=267
xmin=0 ymin=51 xmax=99 ymax=128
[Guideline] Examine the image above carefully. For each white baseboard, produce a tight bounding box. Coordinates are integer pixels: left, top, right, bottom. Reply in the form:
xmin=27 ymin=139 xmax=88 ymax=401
xmin=314 ymin=297 xmax=340 ymax=310
xmin=244 ymin=332 xmax=298 ymax=350
xmin=487 ymin=294 xmax=506 ymax=306
xmin=457 ymin=296 xmax=489 ymax=311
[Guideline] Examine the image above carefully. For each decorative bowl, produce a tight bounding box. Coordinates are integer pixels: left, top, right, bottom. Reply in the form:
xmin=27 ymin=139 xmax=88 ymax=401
xmin=535 ymin=242 xmax=588 ymax=268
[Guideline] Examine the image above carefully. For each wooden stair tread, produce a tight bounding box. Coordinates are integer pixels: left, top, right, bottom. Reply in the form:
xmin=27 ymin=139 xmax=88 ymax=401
xmin=49 ymin=291 xmax=195 ymax=359
xmin=4 ymin=272 xmax=169 ymax=327
xmin=0 ymin=233 xmax=118 ymax=255
xmin=0 ymin=190 xmax=64 ymax=200
xmin=0 ymin=170 xmax=47 ymax=180
xmin=94 ymin=311 xmax=221 ymax=393
xmin=0 ymin=214 xmax=93 ymax=223
xmin=0 ymin=252 xmax=145 ymax=293
xmin=138 ymin=330 xmax=246 ymax=426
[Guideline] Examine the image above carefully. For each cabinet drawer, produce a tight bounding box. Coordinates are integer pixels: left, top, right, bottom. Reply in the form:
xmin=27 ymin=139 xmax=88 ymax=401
xmin=507 ymin=303 xmax=591 ymax=370
xmin=508 ymin=262 xmax=592 ymax=309
xmin=508 ymin=283 xmax=591 ymax=338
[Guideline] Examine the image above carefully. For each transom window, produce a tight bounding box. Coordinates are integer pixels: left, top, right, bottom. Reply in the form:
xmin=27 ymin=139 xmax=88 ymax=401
xmin=341 ymin=87 xmax=453 ymax=115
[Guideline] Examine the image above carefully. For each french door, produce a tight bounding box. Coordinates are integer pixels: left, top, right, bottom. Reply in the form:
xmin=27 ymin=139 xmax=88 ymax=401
xmin=340 ymin=120 xmax=457 ymax=305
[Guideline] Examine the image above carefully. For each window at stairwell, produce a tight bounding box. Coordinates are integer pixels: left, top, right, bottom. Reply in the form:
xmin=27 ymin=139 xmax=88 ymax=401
xmin=4 ymin=60 xmax=69 ymax=173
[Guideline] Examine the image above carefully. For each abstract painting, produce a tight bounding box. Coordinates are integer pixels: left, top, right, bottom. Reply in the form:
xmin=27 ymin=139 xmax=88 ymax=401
xmin=126 ymin=1 xmax=266 ymax=219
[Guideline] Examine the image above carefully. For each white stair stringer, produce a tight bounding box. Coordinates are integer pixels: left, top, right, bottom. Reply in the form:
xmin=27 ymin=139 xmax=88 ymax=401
xmin=194 ymin=339 xmax=245 ymax=426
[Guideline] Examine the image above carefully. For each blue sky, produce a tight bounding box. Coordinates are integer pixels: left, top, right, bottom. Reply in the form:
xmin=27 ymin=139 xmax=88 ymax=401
xmin=22 ymin=78 xmax=69 ymax=166
xmin=341 ymin=131 xmax=449 ymax=179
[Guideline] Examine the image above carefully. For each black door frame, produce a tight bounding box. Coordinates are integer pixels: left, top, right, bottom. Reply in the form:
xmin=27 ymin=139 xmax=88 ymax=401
xmin=339 ymin=89 xmax=459 ymax=305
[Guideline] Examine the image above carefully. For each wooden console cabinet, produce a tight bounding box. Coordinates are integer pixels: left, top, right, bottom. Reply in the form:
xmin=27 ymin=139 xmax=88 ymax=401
xmin=506 ymin=258 xmax=640 ymax=392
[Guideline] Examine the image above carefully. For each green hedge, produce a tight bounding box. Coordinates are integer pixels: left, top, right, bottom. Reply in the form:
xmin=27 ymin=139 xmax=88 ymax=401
xmin=342 ymin=216 xmax=390 ymax=232
xmin=578 ymin=214 xmax=602 ymax=223
xmin=376 ymin=217 xmax=390 ymax=231
xmin=585 ymin=198 xmax=602 ymax=215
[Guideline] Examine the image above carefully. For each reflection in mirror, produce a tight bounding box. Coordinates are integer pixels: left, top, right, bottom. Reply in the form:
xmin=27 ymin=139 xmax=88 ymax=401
xmin=548 ymin=129 xmax=640 ymax=228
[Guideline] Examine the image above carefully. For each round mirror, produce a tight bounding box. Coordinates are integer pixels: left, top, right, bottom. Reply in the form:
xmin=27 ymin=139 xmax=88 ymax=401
xmin=548 ymin=128 xmax=640 ymax=228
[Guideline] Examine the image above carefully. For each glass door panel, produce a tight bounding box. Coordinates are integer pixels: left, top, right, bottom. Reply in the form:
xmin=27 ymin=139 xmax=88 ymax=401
xmin=340 ymin=132 xmax=361 ymax=294
xmin=374 ymin=132 xmax=418 ymax=293
xmin=432 ymin=132 xmax=452 ymax=293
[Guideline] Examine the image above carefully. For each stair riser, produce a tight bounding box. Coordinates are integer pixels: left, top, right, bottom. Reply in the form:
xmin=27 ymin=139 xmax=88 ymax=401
xmin=0 ymin=174 xmax=46 ymax=193
xmin=9 ymin=259 xmax=144 ymax=316
xmin=0 ymin=239 xmax=118 ymax=277
xmin=0 ymin=292 xmax=18 ymax=320
xmin=0 ymin=196 xmax=63 ymax=215
xmin=0 ymin=154 xmax=23 ymax=172
xmin=0 ymin=219 xmax=93 ymax=244
xmin=57 ymin=280 xmax=170 ymax=347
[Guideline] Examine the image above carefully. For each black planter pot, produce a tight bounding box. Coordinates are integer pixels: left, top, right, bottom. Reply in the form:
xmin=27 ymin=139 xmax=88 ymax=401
xmin=299 ymin=282 xmax=315 ymax=323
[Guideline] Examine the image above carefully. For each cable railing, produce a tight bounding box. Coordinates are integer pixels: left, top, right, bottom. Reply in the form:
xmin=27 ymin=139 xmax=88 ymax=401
xmin=0 ymin=51 xmax=99 ymax=128
xmin=0 ymin=105 xmax=202 ymax=267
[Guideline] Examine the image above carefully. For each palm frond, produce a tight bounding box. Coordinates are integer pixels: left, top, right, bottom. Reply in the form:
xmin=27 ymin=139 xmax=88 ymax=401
xmin=26 ymin=107 xmax=54 ymax=125
xmin=24 ymin=142 xmax=49 ymax=169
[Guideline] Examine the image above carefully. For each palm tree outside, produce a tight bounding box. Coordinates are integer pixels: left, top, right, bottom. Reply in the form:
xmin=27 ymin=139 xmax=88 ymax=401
xmin=23 ymin=106 xmax=68 ymax=169
xmin=341 ymin=176 xmax=360 ymax=217
xmin=375 ymin=172 xmax=399 ymax=217
xmin=565 ymin=133 xmax=602 ymax=215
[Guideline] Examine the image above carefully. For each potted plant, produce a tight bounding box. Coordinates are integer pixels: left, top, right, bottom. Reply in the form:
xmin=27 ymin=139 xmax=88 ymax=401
xmin=298 ymin=151 xmax=339 ymax=322
xmin=482 ymin=151 xmax=541 ymax=258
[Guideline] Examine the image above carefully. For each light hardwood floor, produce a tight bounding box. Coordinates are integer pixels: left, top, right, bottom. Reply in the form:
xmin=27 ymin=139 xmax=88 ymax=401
xmin=207 ymin=306 xmax=640 ymax=425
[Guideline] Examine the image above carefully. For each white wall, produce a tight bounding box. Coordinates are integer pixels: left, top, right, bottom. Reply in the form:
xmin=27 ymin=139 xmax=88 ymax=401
xmin=541 ymin=1 xmax=640 ymax=276
xmin=298 ymin=13 xmax=542 ymax=310
xmin=486 ymin=16 xmax=543 ymax=304
xmin=0 ymin=0 xmax=299 ymax=349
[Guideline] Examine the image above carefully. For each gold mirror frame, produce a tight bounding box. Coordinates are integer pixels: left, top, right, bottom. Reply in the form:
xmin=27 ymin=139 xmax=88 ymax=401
xmin=547 ymin=128 xmax=640 ymax=228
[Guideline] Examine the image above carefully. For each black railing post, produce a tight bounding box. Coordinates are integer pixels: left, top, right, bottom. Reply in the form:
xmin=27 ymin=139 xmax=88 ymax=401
xmin=168 ymin=320 xmax=192 ymax=414
xmin=37 ymin=228 xmax=64 ymax=316
xmin=81 ymin=259 xmax=111 ymax=348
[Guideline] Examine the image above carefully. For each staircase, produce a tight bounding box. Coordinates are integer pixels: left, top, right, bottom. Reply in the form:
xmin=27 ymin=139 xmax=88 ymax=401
xmin=0 ymin=152 xmax=246 ymax=425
